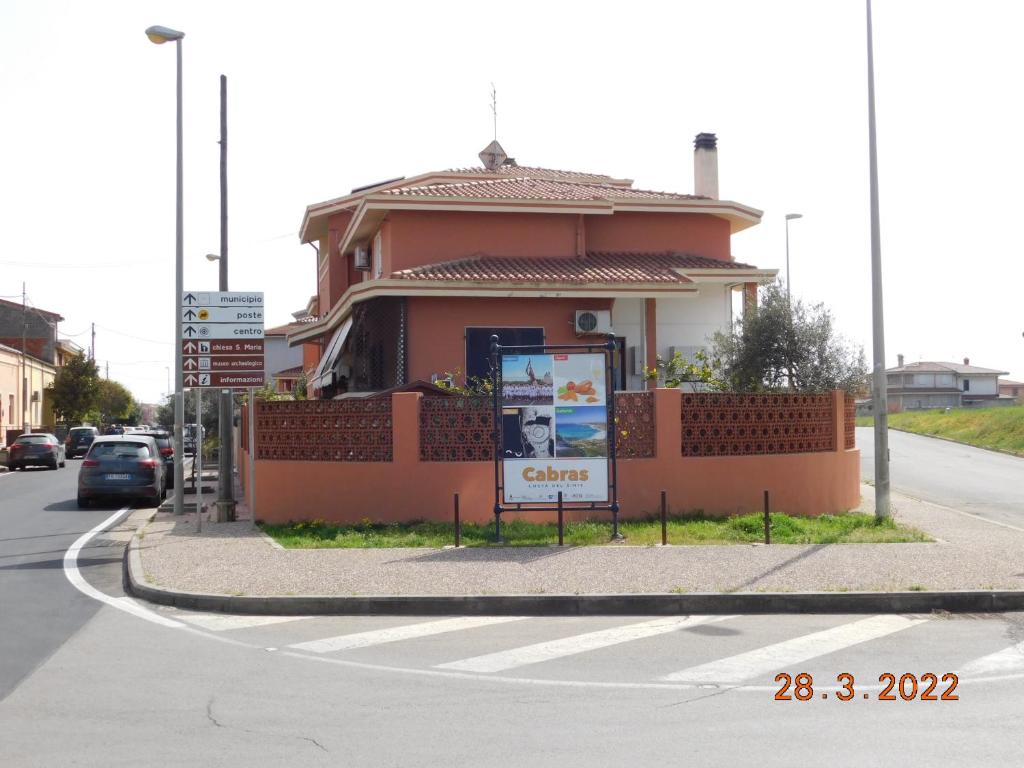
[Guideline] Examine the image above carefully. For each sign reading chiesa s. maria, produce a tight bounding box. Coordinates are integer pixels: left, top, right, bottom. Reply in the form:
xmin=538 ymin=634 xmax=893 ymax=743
xmin=500 ymin=352 xmax=610 ymax=503
xmin=179 ymin=291 xmax=264 ymax=389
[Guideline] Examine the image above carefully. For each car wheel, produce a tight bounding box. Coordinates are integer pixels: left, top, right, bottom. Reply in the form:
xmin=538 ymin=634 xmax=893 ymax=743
xmin=60 ymin=458 xmax=66 ymax=468
xmin=49 ymin=461 xmax=58 ymax=470
xmin=77 ymin=495 xmax=90 ymax=509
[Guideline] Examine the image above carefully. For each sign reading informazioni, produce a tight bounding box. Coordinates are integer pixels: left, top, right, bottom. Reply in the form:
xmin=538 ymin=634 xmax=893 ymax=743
xmin=500 ymin=351 xmax=610 ymax=504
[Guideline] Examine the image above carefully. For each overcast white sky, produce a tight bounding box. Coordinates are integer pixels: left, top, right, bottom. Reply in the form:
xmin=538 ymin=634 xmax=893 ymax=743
xmin=3 ymin=0 xmax=1022 ymax=404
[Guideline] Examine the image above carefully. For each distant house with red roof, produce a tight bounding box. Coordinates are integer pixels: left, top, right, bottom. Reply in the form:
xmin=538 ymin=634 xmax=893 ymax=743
xmin=291 ymin=134 xmax=776 ymax=396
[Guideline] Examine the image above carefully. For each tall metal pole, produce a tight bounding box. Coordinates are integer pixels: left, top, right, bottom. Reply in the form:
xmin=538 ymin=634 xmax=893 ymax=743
xmin=216 ymin=73 xmax=236 ymax=521
xmin=867 ymin=0 xmax=890 ymax=520
xmin=21 ymin=282 xmax=28 ymax=433
xmin=785 ymin=219 xmax=791 ymax=303
xmin=172 ymin=36 xmax=186 ymax=516
xmin=195 ymin=388 xmax=202 ymax=533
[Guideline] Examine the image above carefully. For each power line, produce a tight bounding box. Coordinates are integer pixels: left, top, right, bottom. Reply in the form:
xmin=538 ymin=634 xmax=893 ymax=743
xmin=94 ymin=324 xmax=173 ymax=345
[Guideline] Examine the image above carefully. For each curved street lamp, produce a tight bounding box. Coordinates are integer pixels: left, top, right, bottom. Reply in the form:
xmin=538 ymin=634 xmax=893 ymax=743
xmin=784 ymin=213 xmax=803 ymax=302
xmin=146 ymin=24 xmax=186 ymax=516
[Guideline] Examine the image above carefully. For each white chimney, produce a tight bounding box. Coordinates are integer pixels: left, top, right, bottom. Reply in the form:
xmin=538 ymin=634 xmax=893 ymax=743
xmin=693 ymin=132 xmax=719 ymax=199
xmin=897 ymin=353 xmax=904 ymax=367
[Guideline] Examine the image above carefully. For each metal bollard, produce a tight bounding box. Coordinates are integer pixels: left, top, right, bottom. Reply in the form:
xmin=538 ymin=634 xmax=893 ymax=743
xmin=763 ymin=489 xmax=771 ymax=545
xmin=557 ymin=491 xmax=564 ymax=546
xmin=661 ymin=490 xmax=668 ymax=546
xmin=454 ymin=492 xmax=461 ymax=548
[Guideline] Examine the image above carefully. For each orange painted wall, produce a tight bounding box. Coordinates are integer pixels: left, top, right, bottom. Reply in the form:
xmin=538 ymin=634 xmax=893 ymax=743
xmin=585 ymin=212 xmax=732 ymax=261
xmin=406 ymin=296 xmax=613 ymax=383
xmin=386 ymin=210 xmax=579 ymax=272
xmin=241 ymin=390 xmax=861 ymax=525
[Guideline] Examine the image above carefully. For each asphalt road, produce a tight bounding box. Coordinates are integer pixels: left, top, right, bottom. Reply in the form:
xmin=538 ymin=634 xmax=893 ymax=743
xmin=857 ymin=426 xmax=1024 ymax=528
xmin=4 ymin=462 xmax=1024 ymax=765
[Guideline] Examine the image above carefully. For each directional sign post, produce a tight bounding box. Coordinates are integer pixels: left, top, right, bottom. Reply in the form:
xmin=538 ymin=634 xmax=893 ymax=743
xmin=178 ymin=291 xmax=265 ymax=390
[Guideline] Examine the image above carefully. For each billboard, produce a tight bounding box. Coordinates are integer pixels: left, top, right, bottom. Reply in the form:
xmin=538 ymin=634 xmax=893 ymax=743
xmin=500 ymin=352 xmax=609 ymax=503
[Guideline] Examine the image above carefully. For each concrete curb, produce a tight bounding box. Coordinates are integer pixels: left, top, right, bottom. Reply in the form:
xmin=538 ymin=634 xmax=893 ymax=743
xmin=123 ymin=533 xmax=1024 ymax=616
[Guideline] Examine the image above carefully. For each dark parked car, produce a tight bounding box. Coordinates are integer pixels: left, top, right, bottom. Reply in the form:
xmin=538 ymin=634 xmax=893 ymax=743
xmin=7 ymin=433 xmax=66 ymax=470
xmin=77 ymin=435 xmax=166 ymax=508
xmin=133 ymin=430 xmax=175 ymax=488
xmin=65 ymin=426 xmax=100 ymax=458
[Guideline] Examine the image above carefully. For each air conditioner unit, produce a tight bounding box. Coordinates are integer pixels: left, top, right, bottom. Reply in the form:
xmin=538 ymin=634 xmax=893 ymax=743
xmin=353 ymin=245 xmax=370 ymax=271
xmin=574 ymin=309 xmax=612 ymax=336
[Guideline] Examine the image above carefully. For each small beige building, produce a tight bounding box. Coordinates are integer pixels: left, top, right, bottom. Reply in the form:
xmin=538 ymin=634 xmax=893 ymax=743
xmin=0 ymin=342 xmax=56 ymax=438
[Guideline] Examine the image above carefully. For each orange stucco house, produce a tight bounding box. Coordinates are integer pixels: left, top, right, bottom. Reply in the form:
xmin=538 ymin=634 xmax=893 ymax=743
xmin=291 ymin=134 xmax=776 ymax=395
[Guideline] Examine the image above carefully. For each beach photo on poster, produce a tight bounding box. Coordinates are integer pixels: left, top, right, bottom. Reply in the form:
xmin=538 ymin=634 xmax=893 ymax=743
xmin=554 ymin=405 xmax=608 ymax=457
xmin=501 ymin=354 xmax=554 ymax=406
xmin=553 ymin=353 xmax=605 ymax=405
xmin=502 ymin=406 xmax=554 ymax=459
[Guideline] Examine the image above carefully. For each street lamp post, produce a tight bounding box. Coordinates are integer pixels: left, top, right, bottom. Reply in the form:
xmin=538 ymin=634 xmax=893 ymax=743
xmin=784 ymin=213 xmax=802 ymax=303
xmin=866 ymin=0 xmax=890 ymax=520
xmin=146 ymin=24 xmax=186 ymax=516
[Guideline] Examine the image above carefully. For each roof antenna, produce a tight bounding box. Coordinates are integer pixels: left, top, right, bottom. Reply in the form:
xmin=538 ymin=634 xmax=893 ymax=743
xmin=491 ymin=82 xmax=497 ymax=141
xmin=478 ymin=82 xmax=508 ymax=170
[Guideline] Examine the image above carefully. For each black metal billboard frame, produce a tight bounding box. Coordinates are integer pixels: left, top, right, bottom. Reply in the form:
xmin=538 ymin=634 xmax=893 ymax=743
xmin=490 ymin=333 xmax=621 ymax=543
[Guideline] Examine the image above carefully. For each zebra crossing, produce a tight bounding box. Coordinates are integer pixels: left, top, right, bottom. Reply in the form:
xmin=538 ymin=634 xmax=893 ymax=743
xmin=166 ymin=609 xmax=1024 ymax=685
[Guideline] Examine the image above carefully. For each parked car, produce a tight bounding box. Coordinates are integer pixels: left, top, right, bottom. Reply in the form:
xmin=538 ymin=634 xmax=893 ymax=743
xmin=7 ymin=433 xmax=66 ymax=470
xmin=133 ymin=429 xmax=175 ymax=488
xmin=65 ymin=426 xmax=100 ymax=458
xmin=77 ymin=435 xmax=166 ymax=508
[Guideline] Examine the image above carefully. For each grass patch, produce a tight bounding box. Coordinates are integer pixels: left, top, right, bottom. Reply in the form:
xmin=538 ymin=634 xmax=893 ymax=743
xmin=869 ymin=406 xmax=1024 ymax=455
xmin=260 ymin=512 xmax=929 ymax=549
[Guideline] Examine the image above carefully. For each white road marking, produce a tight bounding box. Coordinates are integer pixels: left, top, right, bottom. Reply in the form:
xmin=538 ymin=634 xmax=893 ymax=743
xmin=63 ymin=506 xmax=185 ymax=629
xmin=436 ymin=615 xmax=736 ymax=674
xmin=287 ymin=616 xmax=528 ymax=653
xmin=961 ymin=641 xmax=1024 ymax=675
xmin=176 ymin=613 xmax=311 ymax=631
xmin=663 ymin=615 xmax=927 ymax=683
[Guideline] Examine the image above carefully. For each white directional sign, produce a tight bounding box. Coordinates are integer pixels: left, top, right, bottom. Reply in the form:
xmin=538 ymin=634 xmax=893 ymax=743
xmin=181 ymin=306 xmax=264 ymax=323
xmin=179 ymin=291 xmax=265 ymax=388
xmin=181 ymin=323 xmax=265 ymax=340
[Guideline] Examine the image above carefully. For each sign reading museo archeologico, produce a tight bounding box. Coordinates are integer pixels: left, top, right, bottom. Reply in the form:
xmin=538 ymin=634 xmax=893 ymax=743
xmin=500 ymin=352 xmax=609 ymax=503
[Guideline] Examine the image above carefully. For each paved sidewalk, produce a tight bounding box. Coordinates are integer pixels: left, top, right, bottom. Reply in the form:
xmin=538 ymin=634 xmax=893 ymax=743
xmin=127 ymin=485 xmax=1024 ymax=612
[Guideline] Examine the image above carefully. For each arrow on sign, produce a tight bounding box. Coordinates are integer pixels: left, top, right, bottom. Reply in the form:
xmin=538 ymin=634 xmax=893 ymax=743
xmin=184 ymin=358 xmax=197 ymax=370
xmin=184 ymin=309 xmax=197 ymax=320
xmin=184 ymin=374 xmax=198 ymax=386
xmin=183 ymin=293 xmax=197 ymax=304
xmin=183 ymin=341 xmax=197 ymax=353
xmin=183 ymin=326 xmax=197 ymax=337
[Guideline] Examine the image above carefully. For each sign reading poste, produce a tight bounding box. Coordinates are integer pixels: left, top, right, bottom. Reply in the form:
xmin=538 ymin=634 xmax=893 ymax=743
xmin=500 ymin=352 xmax=609 ymax=503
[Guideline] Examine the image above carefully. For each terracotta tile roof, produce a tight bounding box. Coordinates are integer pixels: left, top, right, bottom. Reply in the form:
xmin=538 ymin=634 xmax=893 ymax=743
xmin=888 ymin=361 xmax=1009 ymax=375
xmin=392 ymin=252 xmax=757 ymax=285
xmin=272 ymin=365 xmax=304 ymax=378
xmin=443 ymin=166 xmax=629 ymax=184
xmin=265 ymin=321 xmax=309 ymax=336
xmin=381 ymin=176 xmax=703 ymax=202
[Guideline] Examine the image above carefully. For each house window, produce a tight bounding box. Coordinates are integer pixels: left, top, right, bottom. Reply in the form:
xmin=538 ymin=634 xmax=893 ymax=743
xmin=465 ymin=327 xmax=544 ymax=382
xmin=962 ymin=379 xmax=970 ymax=392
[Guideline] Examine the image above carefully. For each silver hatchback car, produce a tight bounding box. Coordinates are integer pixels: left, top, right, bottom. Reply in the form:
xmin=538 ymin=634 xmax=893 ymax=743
xmin=77 ymin=435 xmax=166 ymax=508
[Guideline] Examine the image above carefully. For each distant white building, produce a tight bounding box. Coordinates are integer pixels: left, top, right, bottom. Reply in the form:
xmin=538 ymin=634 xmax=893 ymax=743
xmin=885 ymin=355 xmax=1009 ymax=411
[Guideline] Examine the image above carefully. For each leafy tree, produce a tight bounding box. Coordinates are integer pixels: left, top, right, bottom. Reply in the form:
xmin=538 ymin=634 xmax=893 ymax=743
xmin=47 ymin=354 xmax=101 ymax=425
xmin=711 ymin=282 xmax=867 ymax=394
xmin=92 ymin=379 xmax=138 ymax=427
xmin=156 ymin=391 xmax=220 ymax=435
xmin=643 ymin=349 xmax=724 ymax=391
xmin=294 ymin=373 xmax=308 ymax=401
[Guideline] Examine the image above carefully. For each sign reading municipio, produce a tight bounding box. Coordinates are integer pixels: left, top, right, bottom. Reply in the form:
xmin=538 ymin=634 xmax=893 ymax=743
xmin=490 ymin=335 xmax=621 ymax=540
xmin=178 ymin=291 xmax=264 ymax=389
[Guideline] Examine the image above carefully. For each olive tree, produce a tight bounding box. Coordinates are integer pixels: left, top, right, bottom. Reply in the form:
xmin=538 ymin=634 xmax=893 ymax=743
xmin=711 ymin=282 xmax=867 ymax=394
